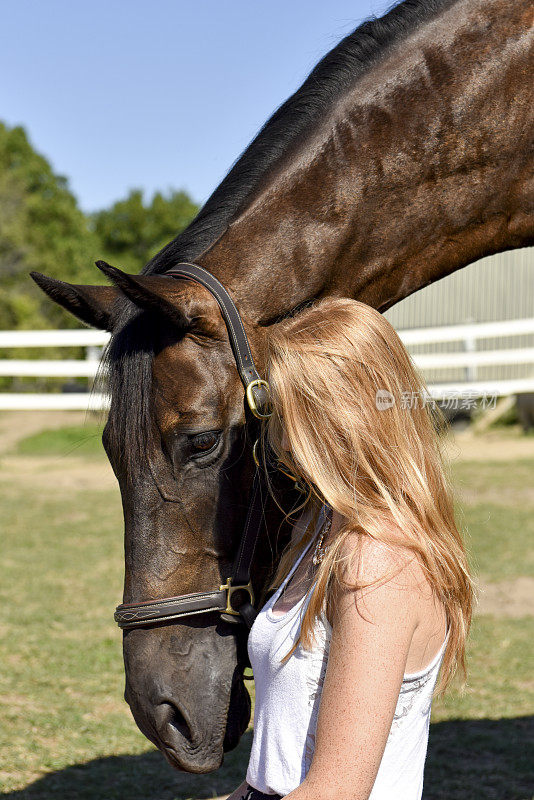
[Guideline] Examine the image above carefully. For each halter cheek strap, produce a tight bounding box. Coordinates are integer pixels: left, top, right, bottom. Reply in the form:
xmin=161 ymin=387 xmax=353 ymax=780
xmin=167 ymin=263 xmax=271 ymax=418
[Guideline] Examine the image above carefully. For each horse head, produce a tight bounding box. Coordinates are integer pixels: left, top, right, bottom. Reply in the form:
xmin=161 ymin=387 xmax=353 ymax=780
xmin=31 ymin=264 xmax=296 ymax=772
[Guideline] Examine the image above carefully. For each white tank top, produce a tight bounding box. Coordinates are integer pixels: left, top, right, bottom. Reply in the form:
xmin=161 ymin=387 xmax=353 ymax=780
xmin=246 ymin=504 xmax=449 ymax=798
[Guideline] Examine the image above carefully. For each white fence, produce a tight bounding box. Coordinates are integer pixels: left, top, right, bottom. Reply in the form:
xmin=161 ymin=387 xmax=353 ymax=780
xmin=0 ymin=329 xmax=109 ymax=411
xmin=1 ymin=319 xmax=534 ymax=411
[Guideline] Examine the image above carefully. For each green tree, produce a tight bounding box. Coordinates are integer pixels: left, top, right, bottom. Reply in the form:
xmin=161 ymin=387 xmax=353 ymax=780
xmin=0 ymin=121 xmax=199 ymax=330
xmin=91 ymin=188 xmax=198 ymax=272
xmin=0 ymin=122 xmax=101 ymax=329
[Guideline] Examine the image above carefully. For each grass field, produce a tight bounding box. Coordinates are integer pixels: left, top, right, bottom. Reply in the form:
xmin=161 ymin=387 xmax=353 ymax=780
xmin=15 ymin=424 xmax=104 ymax=458
xmin=0 ymin=413 xmax=533 ymax=799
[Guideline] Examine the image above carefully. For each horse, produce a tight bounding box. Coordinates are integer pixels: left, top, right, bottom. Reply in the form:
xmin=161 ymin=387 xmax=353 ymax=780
xmin=32 ymin=0 xmax=533 ymax=774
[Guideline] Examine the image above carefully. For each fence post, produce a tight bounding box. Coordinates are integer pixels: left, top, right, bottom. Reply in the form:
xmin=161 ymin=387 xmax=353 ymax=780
xmin=86 ymin=346 xmax=102 ymax=392
xmin=464 ymin=319 xmax=477 ymax=383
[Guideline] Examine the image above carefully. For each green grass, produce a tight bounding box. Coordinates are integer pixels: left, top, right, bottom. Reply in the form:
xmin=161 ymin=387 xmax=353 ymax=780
xmin=427 ymin=617 xmax=534 ymax=800
xmin=462 ymin=502 xmax=534 ymax=582
xmin=1 ymin=436 xmax=533 ymax=799
xmin=16 ymin=424 xmax=104 ymax=458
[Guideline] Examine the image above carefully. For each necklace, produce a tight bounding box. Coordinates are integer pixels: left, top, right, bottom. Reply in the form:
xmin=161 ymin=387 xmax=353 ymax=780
xmin=312 ymin=504 xmax=333 ymax=566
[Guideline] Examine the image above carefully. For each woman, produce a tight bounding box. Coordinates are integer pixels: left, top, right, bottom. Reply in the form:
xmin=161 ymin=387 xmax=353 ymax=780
xmin=228 ymin=297 xmax=474 ymax=800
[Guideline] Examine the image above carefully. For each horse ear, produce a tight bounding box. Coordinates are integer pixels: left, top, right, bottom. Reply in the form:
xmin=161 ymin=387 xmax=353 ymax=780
xmin=30 ymin=272 xmax=120 ymax=332
xmin=94 ymin=261 xmax=207 ymax=332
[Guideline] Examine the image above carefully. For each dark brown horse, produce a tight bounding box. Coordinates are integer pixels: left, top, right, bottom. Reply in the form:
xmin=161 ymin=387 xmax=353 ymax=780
xmin=32 ymin=0 xmax=533 ymax=774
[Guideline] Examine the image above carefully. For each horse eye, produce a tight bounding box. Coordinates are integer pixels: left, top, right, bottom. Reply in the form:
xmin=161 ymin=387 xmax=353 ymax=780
xmin=190 ymin=431 xmax=220 ymax=454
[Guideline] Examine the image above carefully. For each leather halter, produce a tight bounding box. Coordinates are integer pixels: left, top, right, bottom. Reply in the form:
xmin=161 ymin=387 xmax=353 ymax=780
xmin=114 ymin=262 xmax=275 ymax=631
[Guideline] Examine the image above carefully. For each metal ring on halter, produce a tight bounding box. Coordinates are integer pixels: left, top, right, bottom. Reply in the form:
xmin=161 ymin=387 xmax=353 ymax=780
xmin=246 ymin=379 xmax=272 ymax=419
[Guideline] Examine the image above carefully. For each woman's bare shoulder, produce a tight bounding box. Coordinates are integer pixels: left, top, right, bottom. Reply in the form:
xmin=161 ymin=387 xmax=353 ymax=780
xmin=336 ymin=520 xmax=429 ymax=602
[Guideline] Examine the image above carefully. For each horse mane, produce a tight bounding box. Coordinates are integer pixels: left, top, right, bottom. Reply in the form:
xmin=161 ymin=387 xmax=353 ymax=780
xmin=105 ymin=0 xmax=457 ymax=463
xmin=143 ymin=0 xmax=456 ymax=276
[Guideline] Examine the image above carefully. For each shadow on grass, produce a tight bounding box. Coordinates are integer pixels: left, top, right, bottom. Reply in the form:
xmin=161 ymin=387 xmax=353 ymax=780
xmin=3 ymin=719 xmax=533 ymax=800
xmin=2 ymin=731 xmax=253 ymax=800
xmin=424 ymin=716 xmax=533 ymax=800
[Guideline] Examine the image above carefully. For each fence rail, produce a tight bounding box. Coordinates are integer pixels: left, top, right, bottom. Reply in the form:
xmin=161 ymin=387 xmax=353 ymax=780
xmin=0 ymin=330 xmax=109 ymax=348
xmin=0 ymin=393 xmax=108 ymax=411
xmin=1 ymin=320 xmax=533 ymax=411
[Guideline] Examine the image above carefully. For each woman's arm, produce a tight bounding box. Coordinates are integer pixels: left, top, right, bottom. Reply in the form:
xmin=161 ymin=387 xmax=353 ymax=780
xmin=285 ymin=534 xmax=421 ymax=800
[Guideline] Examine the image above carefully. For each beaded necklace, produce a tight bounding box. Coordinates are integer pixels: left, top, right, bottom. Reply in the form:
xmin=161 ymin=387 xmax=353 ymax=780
xmin=312 ymin=503 xmax=333 ymax=566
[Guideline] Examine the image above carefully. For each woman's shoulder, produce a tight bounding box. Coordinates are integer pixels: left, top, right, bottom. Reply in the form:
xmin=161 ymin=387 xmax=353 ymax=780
xmin=334 ymin=520 xmax=431 ymax=616
xmin=337 ymin=518 xmax=412 ymax=570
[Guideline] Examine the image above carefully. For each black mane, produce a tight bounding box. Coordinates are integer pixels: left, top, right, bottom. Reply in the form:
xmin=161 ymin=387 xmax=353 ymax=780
xmin=143 ymin=0 xmax=456 ymax=275
xmin=105 ymin=0 xmax=457 ymax=462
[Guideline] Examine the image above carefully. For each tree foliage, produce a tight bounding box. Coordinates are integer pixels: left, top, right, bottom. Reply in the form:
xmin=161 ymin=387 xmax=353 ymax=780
xmin=0 ymin=123 xmax=101 ymax=328
xmin=0 ymin=122 xmax=199 ymax=329
xmin=91 ymin=188 xmax=198 ymax=273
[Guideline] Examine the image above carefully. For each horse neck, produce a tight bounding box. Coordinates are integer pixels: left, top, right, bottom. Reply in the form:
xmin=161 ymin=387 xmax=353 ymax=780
xmin=200 ymin=0 xmax=533 ymax=323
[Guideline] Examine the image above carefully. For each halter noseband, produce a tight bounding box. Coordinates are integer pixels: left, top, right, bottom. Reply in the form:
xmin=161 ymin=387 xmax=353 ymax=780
xmin=113 ymin=262 xmax=277 ymax=631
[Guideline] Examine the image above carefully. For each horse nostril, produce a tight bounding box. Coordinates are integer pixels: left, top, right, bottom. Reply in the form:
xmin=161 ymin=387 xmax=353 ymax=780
xmin=168 ymin=704 xmax=193 ymax=742
xmin=156 ymin=701 xmax=193 ymax=743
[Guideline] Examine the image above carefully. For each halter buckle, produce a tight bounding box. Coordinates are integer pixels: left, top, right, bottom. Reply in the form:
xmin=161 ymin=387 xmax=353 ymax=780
xmin=220 ymin=577 xmax=255 ymax=616
xmin=245 ymin=379 xmax=272 ymax=419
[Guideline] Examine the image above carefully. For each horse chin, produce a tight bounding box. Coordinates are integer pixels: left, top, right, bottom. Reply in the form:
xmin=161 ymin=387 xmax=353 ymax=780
xmin=162 ymin=743 xmax=224 ymax=775
xmin=157 ymin=677 xmax=250 ymax=774
xmin=223 ymin=666 xmax=252 ymax=752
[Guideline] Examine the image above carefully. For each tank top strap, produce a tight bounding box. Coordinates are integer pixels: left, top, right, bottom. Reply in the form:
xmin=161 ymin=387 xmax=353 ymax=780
xmin=277 ymin=502 xmax=330 ymax=594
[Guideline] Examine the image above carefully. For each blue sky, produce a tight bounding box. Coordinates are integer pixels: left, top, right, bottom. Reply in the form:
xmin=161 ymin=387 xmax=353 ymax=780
xmin=3 ymin=0 xmax=395 ymax=213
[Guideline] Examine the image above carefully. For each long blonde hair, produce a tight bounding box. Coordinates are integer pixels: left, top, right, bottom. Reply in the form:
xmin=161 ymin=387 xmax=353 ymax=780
xmin=260 ymin=296 xmax=473 ymax=695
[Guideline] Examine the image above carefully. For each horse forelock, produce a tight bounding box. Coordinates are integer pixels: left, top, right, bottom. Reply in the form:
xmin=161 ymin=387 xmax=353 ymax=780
xmin=101 ymin=298 xmax=171 ymax=477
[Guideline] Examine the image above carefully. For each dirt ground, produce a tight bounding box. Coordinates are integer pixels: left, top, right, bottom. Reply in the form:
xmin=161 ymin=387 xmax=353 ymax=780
xmin=0 ymin=410 xmax=116 ymax=491
xmin=474 ymin=576 xmax=534 ymax=617
xmin=2 ymin=411 xmax=533 ymax=619
xmin=442 ymin=427 xmax=534 ymax=463
xmin=0 ymin=409 xmax=95 ymax=452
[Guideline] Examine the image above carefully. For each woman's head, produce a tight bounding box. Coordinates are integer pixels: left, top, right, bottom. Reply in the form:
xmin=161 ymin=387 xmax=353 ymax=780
xmin=265 ymin=297 xmax=445 ymax=515
xmin=262 ymin=296 xmax=473 ymax=694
